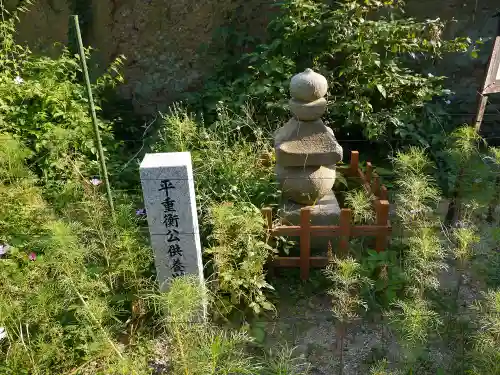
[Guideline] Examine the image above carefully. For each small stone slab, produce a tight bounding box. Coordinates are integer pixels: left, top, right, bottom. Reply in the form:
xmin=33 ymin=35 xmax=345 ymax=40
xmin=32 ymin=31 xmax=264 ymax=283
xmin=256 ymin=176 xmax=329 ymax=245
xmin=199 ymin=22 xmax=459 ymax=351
xmin=140 ymin=152 xmax=204 ymax=292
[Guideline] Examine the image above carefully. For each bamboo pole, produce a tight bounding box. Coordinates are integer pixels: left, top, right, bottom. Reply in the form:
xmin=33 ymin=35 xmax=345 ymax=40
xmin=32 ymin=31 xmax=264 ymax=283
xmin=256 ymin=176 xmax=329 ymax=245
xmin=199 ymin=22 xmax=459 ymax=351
xmin=72 ymin=15 xmax=115 ymax=218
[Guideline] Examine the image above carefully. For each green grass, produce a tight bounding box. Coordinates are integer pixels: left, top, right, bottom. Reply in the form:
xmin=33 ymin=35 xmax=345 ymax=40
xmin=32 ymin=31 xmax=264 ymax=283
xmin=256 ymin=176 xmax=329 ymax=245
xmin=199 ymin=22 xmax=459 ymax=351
xmin=1 ymin=3 xmax=499 ymax=372
xmin=0 ymin=133 xmax=311 ymax=374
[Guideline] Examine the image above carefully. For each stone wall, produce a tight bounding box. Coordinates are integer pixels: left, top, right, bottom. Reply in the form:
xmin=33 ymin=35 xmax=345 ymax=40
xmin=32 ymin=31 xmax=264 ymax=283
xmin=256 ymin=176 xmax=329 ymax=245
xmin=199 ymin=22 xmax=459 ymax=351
xmin=13 ymin=0 xmax=273 ymax=114
xmin=10 ymin=0 xmax=500 ymax=133
xmin=404 ymin=0 xmax=500 ymax=139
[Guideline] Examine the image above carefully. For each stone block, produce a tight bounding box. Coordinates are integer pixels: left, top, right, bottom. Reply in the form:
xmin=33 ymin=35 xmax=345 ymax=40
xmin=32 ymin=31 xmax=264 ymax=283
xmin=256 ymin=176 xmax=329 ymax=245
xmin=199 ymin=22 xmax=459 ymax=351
xmin=279 ymin=192 xmax=341 ymax=251
xmin=289 ymin=97 xmax=327 ymax=121
xmin=274 ymin=118 xmax=343 ymax=167
xmin=276 ymin=164 xmax=337 ymax=205
xmin=290 ymin=68 xmax=328 ymax=102
xmin=140 ymin=152 xmax=204 ymax=292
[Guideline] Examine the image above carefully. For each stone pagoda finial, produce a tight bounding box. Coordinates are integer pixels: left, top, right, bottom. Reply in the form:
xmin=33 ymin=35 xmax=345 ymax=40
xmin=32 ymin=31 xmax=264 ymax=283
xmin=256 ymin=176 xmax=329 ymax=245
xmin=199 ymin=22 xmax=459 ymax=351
xmin=274 ymin=68 xmax=343 ymax=205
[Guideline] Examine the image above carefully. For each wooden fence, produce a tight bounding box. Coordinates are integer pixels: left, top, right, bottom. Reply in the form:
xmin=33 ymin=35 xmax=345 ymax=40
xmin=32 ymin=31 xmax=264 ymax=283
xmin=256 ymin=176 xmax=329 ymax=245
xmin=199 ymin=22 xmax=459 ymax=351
xmin=262 ymin=151 xmax=392 ymax=280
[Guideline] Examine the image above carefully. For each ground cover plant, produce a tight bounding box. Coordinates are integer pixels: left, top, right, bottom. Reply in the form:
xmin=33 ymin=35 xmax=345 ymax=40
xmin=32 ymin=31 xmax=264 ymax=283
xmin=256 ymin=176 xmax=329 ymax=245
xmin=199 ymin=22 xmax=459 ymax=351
xmin=0 ymin=134 xmax=156 ymax=374
xmin=1 ymin=1 xmax=500 ymax=374
xmin=0 ymin=5 xmax=304 ymax=374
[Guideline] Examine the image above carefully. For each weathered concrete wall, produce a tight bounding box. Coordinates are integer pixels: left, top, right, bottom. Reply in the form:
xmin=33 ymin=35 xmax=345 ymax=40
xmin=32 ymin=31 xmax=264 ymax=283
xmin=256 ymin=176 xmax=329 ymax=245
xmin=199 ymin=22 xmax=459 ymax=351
xmin=11 ymin=0 xmax=500 ymax=133
xmin=14 ymin=0 xmax=272 ymax=114
xmin=405 ymin=0 xmax=500 ymax=138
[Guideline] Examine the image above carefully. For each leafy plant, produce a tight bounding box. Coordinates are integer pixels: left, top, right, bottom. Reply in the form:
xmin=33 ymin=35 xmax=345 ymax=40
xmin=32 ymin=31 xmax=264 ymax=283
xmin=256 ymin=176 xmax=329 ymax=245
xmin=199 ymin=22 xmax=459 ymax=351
xmin=262 ymin=344 xmax=310 ymax=375
xmin=444 ymin=126 xmax=496 ymax=223
xmin=0 ymin=117 xmax=302 ymax=375
xmin=151 ymin=276 xmax=260 ymax=375
xmin=345 ymin=188 xmax=375 ymax=224
xmin=324 ymin=255 xmax=370 ymax=375
xmin=467 ymin=289 xmax=500 ymax=375
xmin=0 ymin=3 xmax=124 ymax=188
xmin=392 ymin=147 xmax=445 ymax=297
xmin=405 ymin=227 xmax=447 ymax=297
xmin=191 ymin=0 xmax=473 ymax=146
xmin=388 ymin=297 xmax=442 ymax=366
xmin=388 ymin=147 xmax=445 ymax=370
xmin=362 ymin=249 xmax=405 ymax=307
xmin=153 ymin=103 xmax=280 ymax=223
xmin=206 ymin=202 xmax=276 ymax=316
xmin=369 ymin=359 xmax=400 ymax=375
xmin=450 ymin=219 xmax=480 ymax=305
xmin=0 ymin=136 xmax=155 ymax=374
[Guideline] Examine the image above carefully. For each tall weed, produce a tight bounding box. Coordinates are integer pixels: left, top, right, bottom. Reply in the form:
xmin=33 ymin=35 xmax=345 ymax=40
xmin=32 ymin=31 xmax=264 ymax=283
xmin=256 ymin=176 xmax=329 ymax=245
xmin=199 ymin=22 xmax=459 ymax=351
xmin=467 ymin=290 xmax=500 ymax=375
xmin=206 ymin=203 xmax=276 ymax=316
xmin=0 ymin=137 xmax=155 ymax=374
xmin=153 ymin=104 xmax=280 ymax=217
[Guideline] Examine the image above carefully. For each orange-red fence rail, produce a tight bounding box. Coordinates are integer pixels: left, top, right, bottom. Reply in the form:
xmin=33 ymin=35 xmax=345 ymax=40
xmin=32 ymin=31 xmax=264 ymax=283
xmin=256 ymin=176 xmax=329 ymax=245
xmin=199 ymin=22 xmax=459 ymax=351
xmin=262 ymin=151 xmax=392 ymax=280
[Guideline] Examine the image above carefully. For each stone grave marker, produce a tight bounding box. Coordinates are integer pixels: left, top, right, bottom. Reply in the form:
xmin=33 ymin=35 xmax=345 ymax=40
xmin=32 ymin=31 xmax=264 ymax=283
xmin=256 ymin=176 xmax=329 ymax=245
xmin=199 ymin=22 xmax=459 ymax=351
xmin=139 ymin=152 xmax=204 ymax=293
xmin=275 ymin=68 xmax=343 ymax=249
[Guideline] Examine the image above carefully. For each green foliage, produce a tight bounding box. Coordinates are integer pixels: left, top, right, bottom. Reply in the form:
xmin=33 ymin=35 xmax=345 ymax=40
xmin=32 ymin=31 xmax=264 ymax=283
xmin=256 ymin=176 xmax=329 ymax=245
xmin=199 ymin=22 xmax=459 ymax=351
xmin=394 ymin=148 xmax=445 ymax=298
xmin=446 ymin=127 xmax=498 ymax=215
xmin=324 ymin=255 xmax=370 ymax=374
xmin=393 ymin=146 xmax=434 ymax=176
xmin=370 ymin=359 xmax=400 ymax=375
xmin=467 ymin=290 xmax=500 ymax=375
xmin=193 ymin=0 xmax=472 ymax=143
xmin=388 ymin=147 xmax=446 ymax=369
xmin=152 ymin=276 xmax=308 ymax=375
xmin=153 ymin=103 xmax=280 ymax=217
xmin=262 ymin=344 xmax=310 ymax=375
xmin=0 ymin=133 xmax=33 ymax=182
xmin=152 ymin=276 xmax=260 ymax=375
xmin=0 ymin=131 xmax=303 ymax=375
xmin=0 ymin=137 xmax=155 ymax=374
xmin=153 ymin=104 xmax=280 ymax=317
xmin=474 ymin=225 xmax=500 ymax=288
xmin=405 ymin=227 xmax=446 ymax=295
xmin=388 ymin=298 xmax=442 ymax=362
xmin=324 ymin=256 xmax=369 ymax=324
xmin=345 ymin=188 xmax=375 ymax=224
xmin=451 ymin=225 xmax=480 ymax=268
xmin=393 ymin=147 xmax=441 ymax=226
xmin=0 ymin=3 xmax=124 ymax=186
xmin=206 ymin=203 xmax=276 ymax=316
xmin=362 ymin=249 xmax=405 ymax=307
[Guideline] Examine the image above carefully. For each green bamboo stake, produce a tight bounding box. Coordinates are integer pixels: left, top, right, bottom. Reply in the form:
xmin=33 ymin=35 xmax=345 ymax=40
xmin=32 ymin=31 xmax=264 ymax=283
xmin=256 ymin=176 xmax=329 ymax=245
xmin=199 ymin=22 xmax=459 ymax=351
xmin=72 ymin=15 xmax=115 ymax=218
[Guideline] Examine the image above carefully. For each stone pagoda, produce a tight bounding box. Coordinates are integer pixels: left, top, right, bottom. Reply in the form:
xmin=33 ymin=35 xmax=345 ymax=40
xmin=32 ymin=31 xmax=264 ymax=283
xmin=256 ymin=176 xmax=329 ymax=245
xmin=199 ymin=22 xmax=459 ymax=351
xmin=275 ymin=68 xmax=343 ymax=245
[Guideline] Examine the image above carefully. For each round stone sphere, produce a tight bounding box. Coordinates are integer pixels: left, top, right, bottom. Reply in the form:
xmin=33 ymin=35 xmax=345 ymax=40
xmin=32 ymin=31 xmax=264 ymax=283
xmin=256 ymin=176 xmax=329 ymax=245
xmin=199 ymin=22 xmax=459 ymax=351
xmin=290 ymin=68 xmax=328 ymax=102
xmin=276 ymin=164 xmax=336 ymax=205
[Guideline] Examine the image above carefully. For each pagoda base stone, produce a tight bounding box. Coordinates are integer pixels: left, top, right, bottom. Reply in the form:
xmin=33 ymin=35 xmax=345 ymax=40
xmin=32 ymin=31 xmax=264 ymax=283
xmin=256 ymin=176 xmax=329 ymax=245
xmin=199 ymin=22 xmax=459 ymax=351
xmin=278 ymin=192 xmax=341 ymax=252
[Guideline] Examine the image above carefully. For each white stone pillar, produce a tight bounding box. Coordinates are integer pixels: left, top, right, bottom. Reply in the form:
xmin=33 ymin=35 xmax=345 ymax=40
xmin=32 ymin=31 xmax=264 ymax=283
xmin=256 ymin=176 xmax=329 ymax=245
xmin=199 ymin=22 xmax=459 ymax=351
xmin=139 ymin=152 xmax=204 ymax=292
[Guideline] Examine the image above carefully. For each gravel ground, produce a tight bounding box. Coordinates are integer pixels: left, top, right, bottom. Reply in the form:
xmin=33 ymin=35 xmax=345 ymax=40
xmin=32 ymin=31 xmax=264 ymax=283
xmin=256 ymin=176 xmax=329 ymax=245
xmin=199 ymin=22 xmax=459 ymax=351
xmin=261 ymin=259 xmax=486 ymax=375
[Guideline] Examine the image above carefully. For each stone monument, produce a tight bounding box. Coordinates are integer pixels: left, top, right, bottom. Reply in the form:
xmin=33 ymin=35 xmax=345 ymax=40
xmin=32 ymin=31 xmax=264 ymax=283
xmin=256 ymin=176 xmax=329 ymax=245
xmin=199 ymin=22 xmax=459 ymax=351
xmin=275 ymin=68 xmax=343 ymax=248
xmin=139 ymin=152 xmax=204 ymax=292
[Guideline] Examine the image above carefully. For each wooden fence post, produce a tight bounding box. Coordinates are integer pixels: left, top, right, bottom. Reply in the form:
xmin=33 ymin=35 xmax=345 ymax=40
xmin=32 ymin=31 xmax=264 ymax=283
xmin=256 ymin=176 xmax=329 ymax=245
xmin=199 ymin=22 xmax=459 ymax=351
xmin=261 ymin=207 xmax=275 ymax=276
xmin=372 ymin=172 xmax=380 ymax=197
xmin=262 ymin=207 xmax=273 ymax=233
xmin=366 ymin=162 xmax=373 ymax=184
xmin=350 ymin=151 xmax=359 ymax=176
xmin=300 ymin=207 xmax=311 ymax=280
xmin=380 ymin=185 xmax=388 ymax=201
xmin=339 ymin=209 xmax=352 ymax=258
xmin=375 ymin=200 xmax=390 ymax=253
